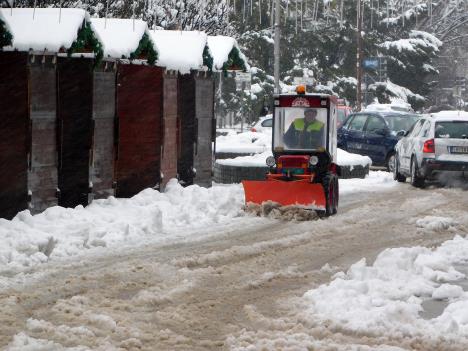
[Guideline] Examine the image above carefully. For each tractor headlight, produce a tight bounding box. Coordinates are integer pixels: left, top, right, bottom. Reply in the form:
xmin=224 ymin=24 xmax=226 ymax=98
xmin=309 ymin=156 xmax=319 ymax=166
xmin=266 ymin=156 xmax=276 ymax=167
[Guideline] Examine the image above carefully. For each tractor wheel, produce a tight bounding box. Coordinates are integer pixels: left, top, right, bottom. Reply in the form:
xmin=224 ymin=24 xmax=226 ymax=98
xmin=322 ymin=173 xmax=337 ymax=217
xmin=332 ymin=178 xmax=339 ymax=215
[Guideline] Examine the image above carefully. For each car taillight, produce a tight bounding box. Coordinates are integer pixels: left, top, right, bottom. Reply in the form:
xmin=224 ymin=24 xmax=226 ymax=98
xmin=423 ymin=139 xmax=435 ymax=153
xmin=251 ymin=128 xmax=257 ymax=132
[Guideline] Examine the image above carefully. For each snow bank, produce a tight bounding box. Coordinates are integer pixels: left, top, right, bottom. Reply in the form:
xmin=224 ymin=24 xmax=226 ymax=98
xmin=0 ymin=180 xmax=244 ymax=279
xmin=207 ymin=35 xmax=249 ymax=71
xmin=337 ymin=148 xmax=372 ymax=167
xmin=217 ymin=150 xmax=272 ymax=167
xmin=216 ymin=131 xmax=271 ymax=154
xmin=150 ymin=30 xmax=207 ymax=73
xmin=416 ymin=216 xmax=458 ymax=231
xmin=0 ymin=8 xmax=90 ymax=52
xmin=90 ymin=18 xmax=148 ymax=59
xmin=216 ymin=135 xmax=371 ymax=168
xmin=302 ymin=234 xmax=468 ymax=340
xmin=340 ymin=170 xmax=396 ymax=194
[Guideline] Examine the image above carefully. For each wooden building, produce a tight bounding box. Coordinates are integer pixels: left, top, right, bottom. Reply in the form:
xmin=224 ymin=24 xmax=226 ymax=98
xmin=151 ymin=30 xmax=215 ymax=187
xmin=0 ymin=8 xmax=103 ymax=217
xmin=92 ymin=18 xmax=165 ymax=198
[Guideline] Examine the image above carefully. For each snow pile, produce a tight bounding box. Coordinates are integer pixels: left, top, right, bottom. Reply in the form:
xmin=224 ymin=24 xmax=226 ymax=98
xmin=216 ymin=141 xmax=371 ymax=168
xmin=340 ymin=170 xmax=396 ymax=194
xmin=90 ymin=18 xmax=148 ymax=59
xmin=150 ymin=30 xmax=207 ymax=73
xmin=416 ymin=216 xmax=458 ymax=231
xmin=216 ymin=131 xmax=271 ymax=154
xmin=217 ymin=150 xmax=272 ymax=167
xmin=0 ymin=8 xmax=90 ymax=52
xmin=302 ymin=234 xmax=468 ymax=340
xmin=0 ymin=180 xmax=244 ymax=278
xmin=207 ymin=35 xmax=249 ymax=71
xmin=337 ymin=148 xmax=372 ymax=167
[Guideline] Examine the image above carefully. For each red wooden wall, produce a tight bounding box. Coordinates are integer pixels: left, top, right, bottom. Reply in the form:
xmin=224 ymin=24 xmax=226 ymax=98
xmin=0 ymin=52 xmax=29 ymax=219
xmin=115 ymin=64 xmax=163 ymax=197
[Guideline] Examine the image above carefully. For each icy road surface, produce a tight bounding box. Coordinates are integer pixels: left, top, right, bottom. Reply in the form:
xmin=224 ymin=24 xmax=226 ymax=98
xmin=1 ymin=175 xmax=468 ymax=350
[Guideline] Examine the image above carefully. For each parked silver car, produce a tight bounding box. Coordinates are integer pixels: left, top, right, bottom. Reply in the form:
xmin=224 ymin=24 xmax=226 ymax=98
xmin=394 ymin=112 xmax=468 ymax=187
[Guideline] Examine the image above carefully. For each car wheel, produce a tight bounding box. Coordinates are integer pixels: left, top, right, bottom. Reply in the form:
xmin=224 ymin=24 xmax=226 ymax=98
xmin=393 ymin=155 xmax=406 ymax=183
xmin=386 ymin=152 xmax=396 ymax=173
xmin=410 ymin=157 xmax=425 ymax=188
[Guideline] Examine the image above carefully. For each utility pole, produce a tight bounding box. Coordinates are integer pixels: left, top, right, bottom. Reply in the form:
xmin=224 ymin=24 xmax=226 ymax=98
xmin=356 ymin=0 xmax=363 ymax=111
xmin=274 ymin=0 xmax=281 ymax=93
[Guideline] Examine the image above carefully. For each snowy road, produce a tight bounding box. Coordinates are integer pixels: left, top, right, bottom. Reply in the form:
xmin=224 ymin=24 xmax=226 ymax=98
xmin=1 ymin=179 xmax=468 ymax=350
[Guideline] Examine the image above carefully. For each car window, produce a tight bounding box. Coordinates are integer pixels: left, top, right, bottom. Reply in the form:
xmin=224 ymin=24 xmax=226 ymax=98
xmin=383 ymin=114 xmax=420 ymax=133
xmin=435 ymin=121 xmax=468 ymax=139
xmin=348 ymin=115 xmax=368 ymax=131
xmin=337 ymin=109 xmax=346 ymax=123
xmin=420 ymin=120 xmax=431 ymax=138
xmin=261 ymin=118 xmax=273 ymax=127
xmin=365 ymin=116 xmax=387 ymax=133
xmin=410 ymin=120 xmax=424 ymax=137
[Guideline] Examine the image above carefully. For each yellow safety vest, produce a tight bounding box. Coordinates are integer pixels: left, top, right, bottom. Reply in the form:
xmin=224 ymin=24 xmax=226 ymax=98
xmin=293 ymin=119 xmax=324 ymax=132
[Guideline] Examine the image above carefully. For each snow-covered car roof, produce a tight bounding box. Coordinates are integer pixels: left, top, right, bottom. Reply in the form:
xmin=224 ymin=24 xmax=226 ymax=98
xmin=0 ymin=8 xmax=94 ymax=52
xmin=364 ymin=102 xmax=413 ymax=113
xmin=149 ymin=30 xmax=210 ymax=74
xmin=430 ymin=110 xmax=468 ymax=121
xmin=207 ymin=35 xmax=249 ymax=71
xmin=90 ymin=18 xmax=152 ymax=60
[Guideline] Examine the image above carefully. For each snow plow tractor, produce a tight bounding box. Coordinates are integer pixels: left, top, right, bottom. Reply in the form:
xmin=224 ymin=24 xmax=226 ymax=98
xmin=242 ymin=87 xmax=340 ymax=216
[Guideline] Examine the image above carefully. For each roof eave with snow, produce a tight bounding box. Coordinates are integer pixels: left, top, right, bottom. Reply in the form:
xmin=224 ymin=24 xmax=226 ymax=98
xmin=0 ymin=8 xmax=101 ymax=54
xmin=149 ymin=30 xmax=211 ymax=74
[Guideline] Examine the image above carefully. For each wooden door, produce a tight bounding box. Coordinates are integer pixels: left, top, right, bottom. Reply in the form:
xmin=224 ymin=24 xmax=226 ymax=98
xmin=0 ymin=52 xmax=29 ymax=219
xmin=115 ymin=64 xmax=163 ymax=198
xmin=177 ymin=73 xmax=196 ymax=186
xmin=57 ymin=57 xmax=94 ymax=208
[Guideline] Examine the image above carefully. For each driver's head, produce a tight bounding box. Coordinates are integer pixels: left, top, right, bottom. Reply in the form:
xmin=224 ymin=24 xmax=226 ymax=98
xmin=304 ymin=109 xmax=317 ymax=123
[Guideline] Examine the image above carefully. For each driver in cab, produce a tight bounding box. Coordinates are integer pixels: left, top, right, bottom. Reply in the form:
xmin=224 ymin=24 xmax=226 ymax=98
xmin=284 ymin=109 xmax=324 ymax=149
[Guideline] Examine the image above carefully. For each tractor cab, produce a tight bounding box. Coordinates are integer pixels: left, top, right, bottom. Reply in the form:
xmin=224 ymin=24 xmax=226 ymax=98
xmin=242 ymin=87 xmax=340 ymax=216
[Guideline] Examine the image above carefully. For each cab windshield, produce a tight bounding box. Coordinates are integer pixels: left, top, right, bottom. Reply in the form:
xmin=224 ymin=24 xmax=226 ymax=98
xmin=273 ymin=107 xmax=328 ymax=151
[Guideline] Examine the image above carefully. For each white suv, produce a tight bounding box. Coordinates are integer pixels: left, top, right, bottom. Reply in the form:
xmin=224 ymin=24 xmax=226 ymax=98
xmin=394 ymin=111 xmax=468 ymax=187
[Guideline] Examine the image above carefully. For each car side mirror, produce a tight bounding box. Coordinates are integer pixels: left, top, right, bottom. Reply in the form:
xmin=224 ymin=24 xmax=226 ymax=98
xmin=396 ymin=130 xmax=406 ymax=137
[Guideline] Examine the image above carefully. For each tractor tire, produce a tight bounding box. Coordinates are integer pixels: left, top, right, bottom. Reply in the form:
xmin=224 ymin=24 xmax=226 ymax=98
xmin=332 ymin=177 xmax=339 ymax=215
xmin=322 ymin=173 xmax=338 ymax=217
xmin=410 ymin=157 xmax=425 ymax=188
xmin=393 ymin=155 xmax=406 ymax=183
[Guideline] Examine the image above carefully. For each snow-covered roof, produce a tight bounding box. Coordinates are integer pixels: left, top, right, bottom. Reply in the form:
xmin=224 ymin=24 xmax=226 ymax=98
xmin=364 ymin=102 xmax=413 ymax=113
xmin=207 ymin=35 xmax=249 ymax=71
xmin=0 ymin=8 xmax=93 ymax=52
xmin=91 ymin=18 xmax=150 ymax=59
xmin=149 ymin=30 xmax=209 ymax=74
xmin=430 ymin=110 xmax=468 ymax=121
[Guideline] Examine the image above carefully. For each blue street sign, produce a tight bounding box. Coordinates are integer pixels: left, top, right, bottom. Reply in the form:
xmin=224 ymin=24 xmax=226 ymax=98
xmin=363 ymin=58 xmax=379 ymax=70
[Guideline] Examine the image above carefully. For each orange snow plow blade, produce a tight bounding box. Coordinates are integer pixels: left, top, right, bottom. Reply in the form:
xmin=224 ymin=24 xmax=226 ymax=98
xmin=242 ymin=180 xmax=326 ymax=210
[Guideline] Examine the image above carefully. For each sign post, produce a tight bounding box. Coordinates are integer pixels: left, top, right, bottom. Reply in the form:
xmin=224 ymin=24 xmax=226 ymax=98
xmin=235 ymin=72 xmax=252 ymax=132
